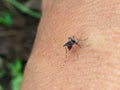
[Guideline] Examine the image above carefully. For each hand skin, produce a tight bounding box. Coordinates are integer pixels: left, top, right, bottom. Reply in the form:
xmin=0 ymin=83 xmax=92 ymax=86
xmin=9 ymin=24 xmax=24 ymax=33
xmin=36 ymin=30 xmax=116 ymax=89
xmin=21 ymin=0 xmax=120 ymax=90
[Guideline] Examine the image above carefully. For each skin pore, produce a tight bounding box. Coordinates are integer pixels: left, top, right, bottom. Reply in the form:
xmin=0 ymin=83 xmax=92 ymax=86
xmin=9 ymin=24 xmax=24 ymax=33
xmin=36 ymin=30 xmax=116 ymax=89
xmin=21 ymin=0 xmax=120 ymax=90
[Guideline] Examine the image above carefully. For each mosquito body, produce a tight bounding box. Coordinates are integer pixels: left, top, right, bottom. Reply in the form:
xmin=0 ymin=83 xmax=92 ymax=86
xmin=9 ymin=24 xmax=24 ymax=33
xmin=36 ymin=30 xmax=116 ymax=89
xmin=63 ymin=36 xmax=80 ymax=58
xmin=63 ymin=37 xmax=79 ymax=50
xmin=63 ymin=36 xmax=88 ymax=58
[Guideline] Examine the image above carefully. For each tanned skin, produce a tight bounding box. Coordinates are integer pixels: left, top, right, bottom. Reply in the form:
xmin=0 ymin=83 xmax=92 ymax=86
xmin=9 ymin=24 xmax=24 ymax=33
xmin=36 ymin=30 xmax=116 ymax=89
xmin=21 ymin=0 xmax=120 ymax=90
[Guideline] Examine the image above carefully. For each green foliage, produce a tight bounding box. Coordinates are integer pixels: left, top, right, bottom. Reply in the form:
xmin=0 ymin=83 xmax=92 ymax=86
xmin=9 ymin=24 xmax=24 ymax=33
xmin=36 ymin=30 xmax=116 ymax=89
xmin=7 ymin=58 xmax=23 ymax=90
xmin=0 ymin=85 xmax=3 ymax=90
xmin=11 ymin=75 xmax=22 ymax=90
xmin=0 ymin=12 xmax=13 ymax=26
xmin=0 ymin=68 xmax=5 ymax=78
xmin=0 ymin=57 xmax=5 ymax=78
xmin=4 ymin=0 xmax=41 ymax=19
xmin=7 ymin=58 xmax=22 ymax=77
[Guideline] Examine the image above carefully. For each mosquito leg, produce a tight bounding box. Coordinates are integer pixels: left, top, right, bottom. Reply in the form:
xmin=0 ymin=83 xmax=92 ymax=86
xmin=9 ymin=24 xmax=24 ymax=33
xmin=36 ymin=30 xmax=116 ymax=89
xmin=78 ymin=37 xmax=88 ymax=48
xmin=81 ymin=37 xmax=88 ymax=41
xmin=77 ymin=44 xmax=81 ymax=48
xmin=73 ymin=36 xmax=81 ymax=48
xmin=65 ymin=47 xmax=68 ymax=58
xmin=73 ymin=35 xmax=79 ymax=43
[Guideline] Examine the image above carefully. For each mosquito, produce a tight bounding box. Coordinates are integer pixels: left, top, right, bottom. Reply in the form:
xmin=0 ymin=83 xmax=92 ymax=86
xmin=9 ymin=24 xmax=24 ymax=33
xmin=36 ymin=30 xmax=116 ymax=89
xmin=63 ymin=36 xmax=80 ymax=57
xmin=63 ymin=36 xmax=88 ymax=58
xmin=63 ymin=36 xmax=80 ymax=49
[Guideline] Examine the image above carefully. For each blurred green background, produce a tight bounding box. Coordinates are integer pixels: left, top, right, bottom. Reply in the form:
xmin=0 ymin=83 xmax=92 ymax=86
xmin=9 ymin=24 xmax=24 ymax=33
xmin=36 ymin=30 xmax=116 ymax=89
xmin=0 ymin=0 xmax=41 ymax=90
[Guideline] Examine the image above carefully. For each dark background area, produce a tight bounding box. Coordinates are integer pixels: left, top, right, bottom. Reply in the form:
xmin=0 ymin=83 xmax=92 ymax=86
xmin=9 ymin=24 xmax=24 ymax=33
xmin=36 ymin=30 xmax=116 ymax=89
xmin=0 ymin=0 xmax=41 ymax=90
